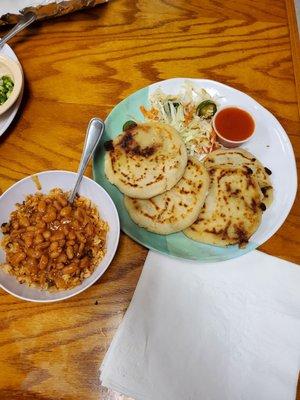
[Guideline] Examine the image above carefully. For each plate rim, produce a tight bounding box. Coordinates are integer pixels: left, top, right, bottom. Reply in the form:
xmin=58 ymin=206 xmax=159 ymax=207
xmin=93 ymin=77 xmax=297 ymax=262
xmin=0 ymin=43 xmax=23 ymax=137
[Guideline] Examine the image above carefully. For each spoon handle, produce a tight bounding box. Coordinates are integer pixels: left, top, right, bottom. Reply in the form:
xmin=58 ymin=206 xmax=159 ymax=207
xmin=69 ymin=118 xmax=105 ymax=203
xmin=0 ymin=12 xmax=37 ymax=48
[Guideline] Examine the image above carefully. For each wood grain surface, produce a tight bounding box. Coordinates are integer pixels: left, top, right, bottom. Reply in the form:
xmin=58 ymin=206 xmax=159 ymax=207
xmin=0 ymin=1 xmax=299 ymax=399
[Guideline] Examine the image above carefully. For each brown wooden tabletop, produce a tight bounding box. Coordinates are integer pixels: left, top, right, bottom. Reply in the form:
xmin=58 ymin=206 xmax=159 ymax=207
xmin=0 ymin=1 xmax=299 ymax=399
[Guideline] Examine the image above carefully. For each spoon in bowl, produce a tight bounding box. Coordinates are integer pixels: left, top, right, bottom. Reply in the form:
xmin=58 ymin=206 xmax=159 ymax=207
xmin=69 ymin=117 xmax=105 ymax=203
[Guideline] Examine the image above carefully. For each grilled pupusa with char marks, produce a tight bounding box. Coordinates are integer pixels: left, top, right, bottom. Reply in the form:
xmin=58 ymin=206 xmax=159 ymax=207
xmin=124 ymin=157 xmax=210 ymax=234
xmin=203 ymin=148 xmax=273 ymax=208
xmin=184 ymin=165 xmax=264 ymax=247
xmin=105 ymin=122 xmax=187 ymax=199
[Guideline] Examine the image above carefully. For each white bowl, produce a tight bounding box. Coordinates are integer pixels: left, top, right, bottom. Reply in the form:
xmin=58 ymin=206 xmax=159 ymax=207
xmin=0 ymin=55 xmax=23 ymax=116
xmin=0 ymin=171 xmax=120 ymax=302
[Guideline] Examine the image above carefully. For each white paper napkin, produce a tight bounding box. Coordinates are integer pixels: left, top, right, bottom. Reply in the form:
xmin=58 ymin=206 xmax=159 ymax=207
xmin=100 ymin=250 xmax=300 ymax=400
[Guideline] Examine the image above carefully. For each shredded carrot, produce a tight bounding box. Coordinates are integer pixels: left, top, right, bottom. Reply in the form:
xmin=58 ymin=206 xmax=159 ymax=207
xmin=140 ymin=105 xmax=159 ymax=120
xmin=210 ymin=129 xmax=217 ymax=142
xmin=209 ymin=129 xmax=221 ymax=151
xmin=210 ymin=141 xmax=221 ymax=151
xmin=184 ymin=105 xmax=196 ymax=126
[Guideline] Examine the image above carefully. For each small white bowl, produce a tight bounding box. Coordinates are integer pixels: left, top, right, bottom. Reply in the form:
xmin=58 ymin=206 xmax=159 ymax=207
xmin=212 ymin=105 xmax=256 ymax=148
xmin=0 ymin=171 xmax=120 ymax=302
xmin=0 ymin=55 xmax=23 ymax=116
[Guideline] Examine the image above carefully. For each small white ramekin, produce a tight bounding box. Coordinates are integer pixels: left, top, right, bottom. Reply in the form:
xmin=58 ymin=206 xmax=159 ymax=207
xmin=212 ymin=106 xmax=256 ymax=148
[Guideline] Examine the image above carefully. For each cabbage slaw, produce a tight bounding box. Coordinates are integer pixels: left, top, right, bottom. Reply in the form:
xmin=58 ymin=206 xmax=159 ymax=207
xmin=140 ymin=81 xmax=220 ymax=158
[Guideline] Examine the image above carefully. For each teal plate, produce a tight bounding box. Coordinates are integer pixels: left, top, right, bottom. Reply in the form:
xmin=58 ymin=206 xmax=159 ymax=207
xmin=93 ymin=78 xmax=297 ymax=262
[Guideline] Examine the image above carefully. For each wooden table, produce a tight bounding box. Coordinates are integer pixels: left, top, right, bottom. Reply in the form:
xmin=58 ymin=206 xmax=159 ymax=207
xmin=0 ymin=1 xmax=299 ymax=399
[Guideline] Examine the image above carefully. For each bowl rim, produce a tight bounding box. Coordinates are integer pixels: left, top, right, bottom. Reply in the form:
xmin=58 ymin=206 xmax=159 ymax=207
xmin=0 ymin=170 xmax=120 ymax=303
xmin=0 ymin=54 xmax=23 ymax=116
xmin=212 ymin=105 xmax=256 ymax=145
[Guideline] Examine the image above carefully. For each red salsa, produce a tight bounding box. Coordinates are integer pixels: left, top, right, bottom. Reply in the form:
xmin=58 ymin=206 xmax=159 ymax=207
xmin=214 ymin=107 xmax=255 ymax=141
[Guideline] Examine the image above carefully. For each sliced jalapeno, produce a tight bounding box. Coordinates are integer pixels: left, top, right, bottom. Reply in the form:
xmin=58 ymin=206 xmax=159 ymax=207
xmin=196 ymin=100 xmax=217 ymax=118
xmin=123 ymin=120 xmax=137 ymax=131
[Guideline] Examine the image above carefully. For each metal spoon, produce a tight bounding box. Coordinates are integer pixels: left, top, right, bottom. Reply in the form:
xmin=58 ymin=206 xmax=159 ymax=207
xmin=69 ymin=118 xmax=105 ymax=203
xmin=0 ymin=12 xmax=37 ymax=48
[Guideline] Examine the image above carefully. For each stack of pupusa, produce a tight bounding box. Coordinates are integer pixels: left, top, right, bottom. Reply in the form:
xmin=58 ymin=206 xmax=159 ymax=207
xmin=105 ymin=122 xmax=210 ymax=234
xmin=105 ymin=122 xmax=273 ymax=247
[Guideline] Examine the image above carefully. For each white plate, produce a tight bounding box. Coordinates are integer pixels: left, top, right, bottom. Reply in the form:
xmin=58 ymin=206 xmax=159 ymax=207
xmin=93 ymin=78 xmax=297 ymax=261
xmin=0 ymin=171 xmax=120 ymax=302
xmin=0 ymin=44 xmax=23 ymax=137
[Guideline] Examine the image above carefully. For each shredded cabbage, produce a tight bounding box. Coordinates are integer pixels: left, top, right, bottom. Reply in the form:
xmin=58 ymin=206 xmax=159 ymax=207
xmin=141 ymin=81 xmax=220 ymax=158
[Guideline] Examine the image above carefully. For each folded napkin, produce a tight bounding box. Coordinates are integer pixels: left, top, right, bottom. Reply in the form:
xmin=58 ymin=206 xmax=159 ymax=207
xmin=100 ymin=250 xmax=300 ymax=400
